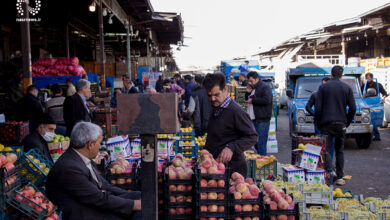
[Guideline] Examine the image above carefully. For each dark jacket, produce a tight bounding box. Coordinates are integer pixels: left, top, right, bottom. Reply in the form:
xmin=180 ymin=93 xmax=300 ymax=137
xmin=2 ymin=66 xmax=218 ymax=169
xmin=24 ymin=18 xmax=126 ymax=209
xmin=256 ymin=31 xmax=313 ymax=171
xmin=315 ymin=78 xmax=356 ymax=128
xmin=191 ymin=85 xmax=212 ymax=134
xmin=251 ymin=80 xmax=273 ymax=122
xmin=123 ymin=86 xmax=138 ymax=94
xmin=155 ymin=79 xmax=164 ymax=93
xmin=22 ymin=131 xmax=53 ymax=163
xmin=361 ymin=82 xmax=388 ymax=97
xmin=305 ymin=92 xmax=317 ymax=116
xmin=184 ymin=81 xmax=195 ymax=107
xmin=16 ymin=93 xmax=44 ymax=130
xmin=63 ymin=94 xmax=92 ymax=136
xmin=46 ymin=149 xmax=135 ymax=220
xmin=240 ymin=80 xmax=248 ymax=87
xmin=205 ymin=100 xmax=258 ymax=177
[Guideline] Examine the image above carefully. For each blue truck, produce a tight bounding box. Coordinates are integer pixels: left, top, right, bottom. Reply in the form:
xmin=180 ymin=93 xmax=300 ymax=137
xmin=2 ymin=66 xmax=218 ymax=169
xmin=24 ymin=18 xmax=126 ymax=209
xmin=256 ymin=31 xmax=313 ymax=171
xmin=286 ymin=67 xmax=384 ymax=149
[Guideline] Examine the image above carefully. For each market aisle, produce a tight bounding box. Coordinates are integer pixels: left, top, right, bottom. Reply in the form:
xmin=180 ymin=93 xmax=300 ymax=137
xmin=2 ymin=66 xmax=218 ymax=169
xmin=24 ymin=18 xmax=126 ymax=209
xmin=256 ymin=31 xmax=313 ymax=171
xmin=275 ymin=108 xmax=390 ymax=199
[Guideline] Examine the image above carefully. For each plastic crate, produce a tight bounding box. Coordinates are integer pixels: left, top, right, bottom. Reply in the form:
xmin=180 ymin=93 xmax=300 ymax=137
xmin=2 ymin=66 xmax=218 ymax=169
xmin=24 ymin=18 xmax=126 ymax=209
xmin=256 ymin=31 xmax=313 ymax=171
xmin=19 ymin=149 xmax=53 ymax=187
xmin=0 ymin=146 xmax=24 ymax=160
xmin=108 ymin=163 xmax=137 ymax=191
xmin=251 ymin=160 xmax=278 ymax=182
xmin=228 ymin=193 xmax=263 ymax=219
xmin=7 ymin=183 xmax=57 ymax=220
xmin=300 ymin=184 xmax=333 ymax=205
xmin=0 ymin=166 xmax=21 ymax=213
xmin=302 ymin=209 xmax=343 ymax=220
xmin=92 ymin=108 xmax=117 ymax=126
xmin=265 ymin=203 xmax=300 ymax=219
xmin=0 ymin=122 xmax=29 ymax=145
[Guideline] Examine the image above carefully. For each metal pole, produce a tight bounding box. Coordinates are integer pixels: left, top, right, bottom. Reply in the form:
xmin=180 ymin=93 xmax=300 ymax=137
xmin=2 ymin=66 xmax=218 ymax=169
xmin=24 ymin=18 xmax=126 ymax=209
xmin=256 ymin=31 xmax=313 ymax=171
xmin=146 ymin=29 xmax=151 ymax=67
xmin=98 ymin=0 xmax=106 ymax=89
xmin=65 ymin=24 xmax=70 ymax=57
xmin=21 ymin=1 xmax=32 ymax=93
xmin=141 ymin=134 xmax=158 ymax=220
xmin=126 ymin=23 xmax=131 ymax=79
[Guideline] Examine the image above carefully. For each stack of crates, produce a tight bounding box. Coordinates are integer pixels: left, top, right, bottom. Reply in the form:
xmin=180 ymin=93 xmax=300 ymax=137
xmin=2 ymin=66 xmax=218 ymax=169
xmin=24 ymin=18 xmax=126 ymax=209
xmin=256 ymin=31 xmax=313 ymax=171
xmin=175 ymin=128 xmax=198 ymax=159
xmin=235 ymin=86 xmax=247 ymax=110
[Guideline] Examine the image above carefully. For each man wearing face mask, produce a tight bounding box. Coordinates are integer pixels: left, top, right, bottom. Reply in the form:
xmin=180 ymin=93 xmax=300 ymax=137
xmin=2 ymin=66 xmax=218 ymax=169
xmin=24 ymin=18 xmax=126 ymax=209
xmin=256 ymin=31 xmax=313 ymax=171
xmin=63 ymin=79 xmax=93 ymax=136
xmin=22 ymin=113 xmax=56 ymax=162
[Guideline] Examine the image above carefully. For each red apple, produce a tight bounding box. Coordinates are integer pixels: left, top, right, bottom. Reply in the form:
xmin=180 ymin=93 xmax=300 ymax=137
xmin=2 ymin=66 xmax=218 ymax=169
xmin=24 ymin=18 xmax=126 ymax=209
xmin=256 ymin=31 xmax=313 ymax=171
xmin=169 ymin=208 xmax=176 ymax=214
xmin=217 ymin=206 xmax=224 ymax=212
xmin=177 ymin=185 xmax=186 ymax=191
xmin=176 ymin=207 xmax=185 ymax=214
xmin=169 ymin=185 xmax=177 ymax=191
xmin=242 ymin=204 xmax=252 ymax=212
xmin=207 ymin=180 xmax=217 ymax=188
xmin=208 ymin=205 xmax=218 ymax=212
xmin=234 ymin=204 xmax=242 ymax=212
xmin=200 ymin=193 xmax=207 ymax=200
xmin=217 ymin=180 xmax=225 ymax=188
xmin=200 ymin=179 xmax=207 ymax=187
xmin=186 ymin=185 xmax=192 ymax=191
xmin=200 ymin=205 xmax=208 ymax=212
xmin=217 ymin=193 xmax=225 ymax=200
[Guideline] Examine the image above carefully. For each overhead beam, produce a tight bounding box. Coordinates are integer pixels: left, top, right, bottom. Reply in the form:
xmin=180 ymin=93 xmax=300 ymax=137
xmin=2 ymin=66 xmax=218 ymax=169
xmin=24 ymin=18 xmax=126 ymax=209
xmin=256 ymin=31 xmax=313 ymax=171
xmin=101 ymin=0 xmax=129 ymax=25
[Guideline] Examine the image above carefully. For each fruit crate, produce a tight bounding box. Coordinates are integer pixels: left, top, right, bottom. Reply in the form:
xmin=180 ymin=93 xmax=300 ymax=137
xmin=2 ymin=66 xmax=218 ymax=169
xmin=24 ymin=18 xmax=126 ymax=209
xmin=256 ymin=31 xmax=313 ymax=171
xmin=264 ymin=203 xmax=300 ymax=220
xmin=250 ymin=160 xmax=278 ymax=182
xmin=0 ymin=166 xmax=21 ymax=212
xmin=302 ymin=210 xmax=344 ymax=220
xmin=164 ymin=171 xmax=195 ymax=220
xmin=92 ymin=108 xmax=117 ymax=126
xmin=0 ymin=122 xmax=29 ymax=145
xmin=334 ymin=190 xmax=354 ymax=200
xmin=0 ymin=146 xmax=24 ymax=160
xmin=6 ymin=183 xmax=57 ymax=220
xmin=342 ymin=211 xmax=383 ymax=220
xmin=299 ymin=184 xmax=333 ymax=206
xmin=19 ymin=149 xmax=53 ymax=187
xmin=195 ymin=168 xmax=229 ymax=219
xmin=108 ymin=163 xmax=137 ymax=191
xmin=228 ymin=192 xmax=263 ymax=219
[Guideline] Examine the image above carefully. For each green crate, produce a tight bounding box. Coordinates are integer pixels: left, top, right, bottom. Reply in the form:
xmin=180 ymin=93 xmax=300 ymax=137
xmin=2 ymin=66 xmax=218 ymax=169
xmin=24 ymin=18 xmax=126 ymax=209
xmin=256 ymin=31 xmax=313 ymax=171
xmin=250 ymin=160 xmax=277 ymax=182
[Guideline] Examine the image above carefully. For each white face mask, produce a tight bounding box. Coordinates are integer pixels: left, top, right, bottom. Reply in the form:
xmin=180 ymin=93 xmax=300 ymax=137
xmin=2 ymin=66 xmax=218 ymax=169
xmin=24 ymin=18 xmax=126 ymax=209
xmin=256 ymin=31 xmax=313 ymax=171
xmin=42 ymin=131 xmax=55 ymax=142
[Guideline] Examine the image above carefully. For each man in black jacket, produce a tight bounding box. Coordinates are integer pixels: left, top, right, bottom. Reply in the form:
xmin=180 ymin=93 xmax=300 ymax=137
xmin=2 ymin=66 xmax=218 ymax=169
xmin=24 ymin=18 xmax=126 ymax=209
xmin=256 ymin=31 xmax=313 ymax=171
xmin=16 ymin=85 xmax=44 ymax=133
xmin=191 ymin=75 xmax=212 ymax=137
xmin=122 ymin=77 xmax=139 ymax=94
xmin=46 ymin=122 xmax=141 ymax=220
xmin=63 ymin=79 xmax=93 ymax=136
xmin=203 ymin=73 xmax=258 ymax=177
xmin=315 ymin=66 xmax=356 ymax=186
xmin=22 ymin=113 xmax=56 ymax=162
xmin=305 ymin=77 xmax=330 ymax=135
xmin=246 ymin=71 xmax=273 ymax=156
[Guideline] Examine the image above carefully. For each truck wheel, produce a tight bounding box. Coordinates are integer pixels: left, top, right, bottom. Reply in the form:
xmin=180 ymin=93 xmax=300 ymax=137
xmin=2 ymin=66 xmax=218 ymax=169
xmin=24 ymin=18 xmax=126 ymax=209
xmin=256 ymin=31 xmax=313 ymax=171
xmin=355 ymin=134 xmax=372 ymax=149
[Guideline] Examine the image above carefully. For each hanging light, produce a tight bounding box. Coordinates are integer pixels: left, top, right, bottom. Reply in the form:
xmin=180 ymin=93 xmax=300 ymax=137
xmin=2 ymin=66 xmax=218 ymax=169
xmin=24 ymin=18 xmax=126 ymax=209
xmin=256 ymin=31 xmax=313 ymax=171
xmin=102 ymin=8 xmax=107 ymax=16
xmin=89 ymin=2 xmax=96 ymax=12
xmin=108 ymin=14 xmax=114 ymax=24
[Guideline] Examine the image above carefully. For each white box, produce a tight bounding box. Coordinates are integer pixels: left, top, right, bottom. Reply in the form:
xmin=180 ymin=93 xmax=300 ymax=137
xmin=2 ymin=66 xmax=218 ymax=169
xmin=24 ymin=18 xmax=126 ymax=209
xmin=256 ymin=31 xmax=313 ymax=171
xmin=305 ymin=169 xmax=325 ymax=185
xmin=299 ymin=144 xmax=322 ymax=171
xmin=267 ymin=140 xmax=278 ymax=153
xmin=107 ymin=135 xmax=131 ymax=161
xmin=282 ymin=165 xmax=305 ymax=184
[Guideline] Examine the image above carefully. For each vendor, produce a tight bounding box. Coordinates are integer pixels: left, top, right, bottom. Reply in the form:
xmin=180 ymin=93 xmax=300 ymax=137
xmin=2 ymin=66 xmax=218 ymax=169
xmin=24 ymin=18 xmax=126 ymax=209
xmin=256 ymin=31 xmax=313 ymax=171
xmin=46 ymin=122 xmax=141 ymax=220
xmin=203 ymin=73 xmax=258 ymax=177
xmin=22 ymin=113 xmax=56 ymax=162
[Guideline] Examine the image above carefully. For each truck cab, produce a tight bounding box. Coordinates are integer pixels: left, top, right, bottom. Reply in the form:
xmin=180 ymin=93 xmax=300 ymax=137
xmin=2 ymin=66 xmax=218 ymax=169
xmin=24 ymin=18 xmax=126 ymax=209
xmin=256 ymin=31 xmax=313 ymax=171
xmin=286 ymin=67 xmax=384 ymax=149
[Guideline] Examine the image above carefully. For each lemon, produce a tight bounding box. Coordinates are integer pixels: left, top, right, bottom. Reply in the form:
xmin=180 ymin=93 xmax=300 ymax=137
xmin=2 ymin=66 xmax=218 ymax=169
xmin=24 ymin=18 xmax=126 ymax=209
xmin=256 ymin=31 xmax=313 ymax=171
xmin=344 ymin=192 xmax=352 ymax=197
xmin=3 ymin=147 xmax=13 ymax=151
xmin=0 ymin=144 xmax=4 ymax=151
xmin=16 ymin=149 xmax=20 ymax=152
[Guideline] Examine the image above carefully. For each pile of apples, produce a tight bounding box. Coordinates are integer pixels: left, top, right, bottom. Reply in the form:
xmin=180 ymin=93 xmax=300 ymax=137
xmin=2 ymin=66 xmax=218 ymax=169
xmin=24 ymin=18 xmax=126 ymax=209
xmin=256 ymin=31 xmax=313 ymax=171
xmin=229 ymin=173 xmax=261 ymax=216
xmin=0 ymin=153 xmax=18 ymax=186
xmin=198 ymin=150 xmax=226 ymax=175
xmin=262 ymin=180 xmax=295 ymax=220
xmin=14 ymin=185 xmax=58 ymax=219
xmin=165 ymin=153 xmax=194 ymax=180
xmin=110 ymin=156 xmax=133 ymax=174
xmin=169 ymin=207 xmax=192 ymax=215
xmin=200 ymin=179 xmax=226 ymax=200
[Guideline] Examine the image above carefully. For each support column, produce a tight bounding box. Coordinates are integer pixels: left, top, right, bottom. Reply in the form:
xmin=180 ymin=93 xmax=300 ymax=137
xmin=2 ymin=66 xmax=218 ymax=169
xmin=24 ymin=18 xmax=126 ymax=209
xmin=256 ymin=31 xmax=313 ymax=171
xmin=21 ymin=1 xmax=32 ymax=93
xmin=126 ymin=23 xmax=131 ymax=79
xmin=146 ymin=29 xmax=151 ymax=67
xmin=141 ymin=134 xmax=158 ymax=220
xmin=66 ymin=24 xmax=70 ymax=57
xmin=98 ymin=0 xmax=106 ymax=89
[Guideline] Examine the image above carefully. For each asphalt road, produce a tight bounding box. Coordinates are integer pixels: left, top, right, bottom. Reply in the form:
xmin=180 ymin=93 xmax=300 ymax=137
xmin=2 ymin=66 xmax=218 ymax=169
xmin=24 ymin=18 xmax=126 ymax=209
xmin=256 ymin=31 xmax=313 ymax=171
xmin=273 ymin=108 xmax=390 ymax=199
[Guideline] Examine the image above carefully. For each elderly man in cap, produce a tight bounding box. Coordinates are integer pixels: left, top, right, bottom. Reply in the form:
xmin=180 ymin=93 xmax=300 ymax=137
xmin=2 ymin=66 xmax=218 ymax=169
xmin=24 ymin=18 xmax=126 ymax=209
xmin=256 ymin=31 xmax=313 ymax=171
xmin=22 ymin=113 xmax=56 ymax=162
xmin=46 ymin=122 xmax=141 ymax=220
xmin=63 ymin=79 xmax=93 ymax=136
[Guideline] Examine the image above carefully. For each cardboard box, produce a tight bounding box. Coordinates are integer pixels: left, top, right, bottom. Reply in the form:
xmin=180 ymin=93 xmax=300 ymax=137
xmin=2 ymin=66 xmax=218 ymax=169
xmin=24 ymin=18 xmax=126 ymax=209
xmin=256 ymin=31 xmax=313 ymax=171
xmin=299 ymin=144 xmax=322 ymax=171
xmin=282 ymin=165 xmax=305 ymax=184
xmin=107 ymin=135 xmax=131 ymax=161
xmin=305 ymin=169 xmax=325 ymax=185
xmin=48 ymin=142 xmax=61 ymax=150
xmin=267 ymin=140 xmax=278 ymax=154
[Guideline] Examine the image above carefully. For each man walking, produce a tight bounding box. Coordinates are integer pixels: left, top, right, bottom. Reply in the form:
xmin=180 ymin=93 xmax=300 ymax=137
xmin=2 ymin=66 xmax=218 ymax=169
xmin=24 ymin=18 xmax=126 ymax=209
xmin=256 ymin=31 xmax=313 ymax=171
xmin=191 ymin=75 xmax=212 ymax=137
xmin=203 ymin=73 xmax=257 ymax=177
xmin=246 ymin=72 xmax=273 ymax=156
xmin=361 ymin=72 xmax=388 ymax=141
xmin=315 ymin=66 xmax=356 ymax=185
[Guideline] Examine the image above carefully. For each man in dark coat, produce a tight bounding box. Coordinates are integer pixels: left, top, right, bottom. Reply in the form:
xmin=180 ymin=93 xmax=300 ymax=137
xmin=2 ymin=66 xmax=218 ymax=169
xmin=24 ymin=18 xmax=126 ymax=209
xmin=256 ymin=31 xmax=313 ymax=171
xmin=16 ymin=85 xmax=44 ymax=133
xmin=191 ymin=75 xmax=212 ymax=137
xmin=315 ymin=66 xmax=356 ymax=186
xmin=22 ymin=113 xmax=56 ymax=162
xmin=155 ymin=74 xmax=165 ymax=93
xmin=63 ymin=79 xmax=93 ymax=136
xmin=46 ymin=122 xmax=141 ymax=220
xmin=203 ymin=73 xmax=258 ymax=177
xmin=246 ymin=71 xmax=273 ymax=156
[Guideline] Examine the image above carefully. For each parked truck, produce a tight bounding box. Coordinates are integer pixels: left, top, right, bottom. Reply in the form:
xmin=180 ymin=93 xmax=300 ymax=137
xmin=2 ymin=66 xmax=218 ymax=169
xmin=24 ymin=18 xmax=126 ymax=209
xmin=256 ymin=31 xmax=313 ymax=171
xmin=286 ymin=66 xmax=384 ymax=149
